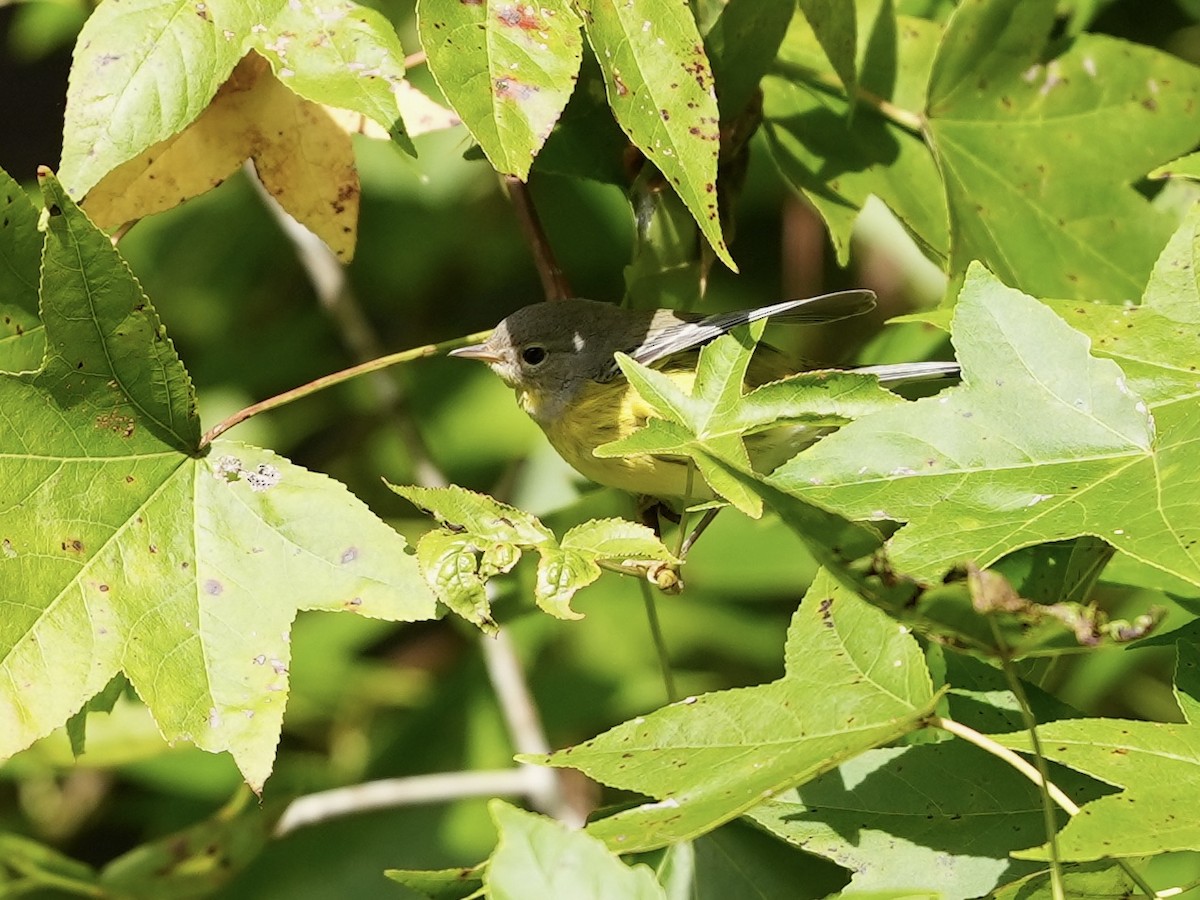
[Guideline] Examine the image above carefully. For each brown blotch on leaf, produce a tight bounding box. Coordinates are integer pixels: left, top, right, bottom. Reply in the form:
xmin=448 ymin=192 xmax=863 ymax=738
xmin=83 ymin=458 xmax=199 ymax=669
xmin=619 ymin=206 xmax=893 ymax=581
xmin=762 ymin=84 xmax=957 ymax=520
xmin=818 ymin=597 xmax=834 ymax=626
xmin=494 ymin=76 xmax=538 ymax=101
xmin=62 ymin=538 xmax=85 ymax=553
xmin=496 ymin=4 xmax=543 ymax=30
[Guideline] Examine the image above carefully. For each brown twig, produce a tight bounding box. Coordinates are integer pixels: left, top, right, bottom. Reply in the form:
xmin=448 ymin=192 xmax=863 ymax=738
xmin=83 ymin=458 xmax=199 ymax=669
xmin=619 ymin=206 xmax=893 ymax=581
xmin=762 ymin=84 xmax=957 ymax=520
xmin=504 ymin=175 xmax=573 ymax=301
xmin=242 ymin=167 xmax=583 ymax=827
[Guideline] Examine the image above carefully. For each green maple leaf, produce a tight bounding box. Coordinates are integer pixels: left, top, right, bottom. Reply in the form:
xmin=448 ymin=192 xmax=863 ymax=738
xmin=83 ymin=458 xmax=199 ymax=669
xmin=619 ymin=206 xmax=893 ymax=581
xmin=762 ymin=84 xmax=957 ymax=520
xmin=0 ymin=172 xmax=437 ymax=788
xmin=997 ymin=640 xmax=1200 ymax=861
xmin=925 ymin=0 xmax=1200 ymax=300
xmin=596 ymin=319 xmax=907 ymax=516
xmin=527 ymin=568 xmax=937 ymax=853
xmin=0 ymin=170 xmax=44 ymax=373
xmin=772 ymin=239 xmax=1200 ymax=589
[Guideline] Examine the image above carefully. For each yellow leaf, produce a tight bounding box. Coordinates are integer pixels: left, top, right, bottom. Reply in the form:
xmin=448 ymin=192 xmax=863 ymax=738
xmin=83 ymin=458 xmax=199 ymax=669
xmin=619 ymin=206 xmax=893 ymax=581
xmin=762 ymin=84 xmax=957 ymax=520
xmin=83 ymin=53 xmax=360 ymax=261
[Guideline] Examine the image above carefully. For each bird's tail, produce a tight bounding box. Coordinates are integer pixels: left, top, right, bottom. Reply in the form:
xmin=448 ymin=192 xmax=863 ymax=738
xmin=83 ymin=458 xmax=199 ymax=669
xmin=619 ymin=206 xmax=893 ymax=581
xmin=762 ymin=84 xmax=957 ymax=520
xmin=852 ymin=361 xmax=961 ymax=386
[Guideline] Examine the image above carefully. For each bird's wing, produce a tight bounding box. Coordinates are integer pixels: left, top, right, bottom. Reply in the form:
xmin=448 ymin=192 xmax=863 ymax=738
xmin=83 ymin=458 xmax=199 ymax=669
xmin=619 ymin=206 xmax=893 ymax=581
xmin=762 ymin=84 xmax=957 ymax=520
xmin=852 ymin=361 xmax=961 ymax=385
xmin=597 ymin=290 xmax=877 ymax=383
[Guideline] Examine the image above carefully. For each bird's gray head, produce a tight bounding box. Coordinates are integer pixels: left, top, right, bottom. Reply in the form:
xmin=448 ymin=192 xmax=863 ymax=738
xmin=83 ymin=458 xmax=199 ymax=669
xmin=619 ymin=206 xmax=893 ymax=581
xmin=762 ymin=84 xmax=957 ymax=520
xmin=449 ymin=299 xmax=650 ymax=423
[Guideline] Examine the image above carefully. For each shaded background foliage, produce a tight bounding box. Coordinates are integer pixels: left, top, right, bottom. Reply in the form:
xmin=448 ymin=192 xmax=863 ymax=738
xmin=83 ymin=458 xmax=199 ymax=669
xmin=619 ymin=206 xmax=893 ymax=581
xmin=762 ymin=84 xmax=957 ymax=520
xmin=2 ymin=0 xmax=1200 ymax=897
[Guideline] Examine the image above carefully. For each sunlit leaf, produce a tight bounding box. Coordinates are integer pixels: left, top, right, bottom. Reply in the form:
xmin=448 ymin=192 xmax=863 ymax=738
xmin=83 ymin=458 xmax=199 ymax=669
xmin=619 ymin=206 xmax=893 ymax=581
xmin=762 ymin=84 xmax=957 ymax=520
xmin=599 ymin=321 xmax=908 ymax=516
xmin=531 ymin=568 xmax=936 ymax=853
xmin=0 ymin=173 xmax=437 ymax=788
xmin=486 ymin=801 xmax=666 ymax=900
xmin=251 ymin=0 xmax=414 ymax=152
xmin=763 ymin=9 xmax=949 ymax=265
xmin=418 ymin=0 xmax=583 ymax=179
xmin=0 ymin=168 xmax=44 ymax=373
xmin=925 ymin=0 xmax=1200 ymax=299
xmin=996 ymin=641 xmax=1200 ymax=861
xmin=82 ymin=53 xmax=362 ymax=261
xmin=583 ymin=0 xmax=734 ymax=270
xmin=60 ymin=0 xmax=283 ymax=198
xmin=774 ymin=260 xmax=1200 ymax=589
xmin=749 ymin=741 xmax=1109 ymax=899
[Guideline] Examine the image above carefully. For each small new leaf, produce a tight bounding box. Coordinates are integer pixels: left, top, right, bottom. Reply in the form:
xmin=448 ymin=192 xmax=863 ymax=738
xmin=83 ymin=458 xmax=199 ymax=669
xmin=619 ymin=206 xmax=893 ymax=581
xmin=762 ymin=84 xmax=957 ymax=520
xmin=391 ymin=486 xmax=676 ymax=625
xmin=415 ymin=529 xmax=498 ymax=633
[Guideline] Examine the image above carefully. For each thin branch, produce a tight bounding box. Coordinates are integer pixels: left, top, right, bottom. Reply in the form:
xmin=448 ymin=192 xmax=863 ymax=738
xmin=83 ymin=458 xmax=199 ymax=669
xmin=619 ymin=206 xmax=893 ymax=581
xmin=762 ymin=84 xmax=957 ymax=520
xmin=933 ymin=715 xmax=1163 ymax=899
xmin=774 ymin=61 xmax=926 ymax=135
xmin=639 ymin=580 xmax=678 ymax=703
xmin=198 ymin=330 xmax=489 ymax=448
xmin=932 ymin=716 xmax=1078 ymax=813
xmin=988 ymin=619 xmax=1067 ymax=900
xmin=679 ymin=507 xmax=720 ymax=558
xmin=275 ymin=769 xmax=539 ymax=835
xmin=504 ymin=176 xmax=573 ymax=301
xmin=245 ymin=164 xmax=445 ymax=486
xmin=403 ymin=50 xmax=427 ymax=69
xmin=481 ymin=624 xmax=587 ymax=826
xmin=247 ymin=169 xmax=579 ymax=829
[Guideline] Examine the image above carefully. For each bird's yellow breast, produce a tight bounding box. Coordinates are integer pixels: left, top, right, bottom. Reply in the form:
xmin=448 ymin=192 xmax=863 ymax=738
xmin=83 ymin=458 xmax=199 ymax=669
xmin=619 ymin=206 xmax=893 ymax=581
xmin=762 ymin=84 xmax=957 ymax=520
xmin=518 ymin=352 xmax=817 ymax=501
xmin=530 ymin=372 xmax=705 ymax=499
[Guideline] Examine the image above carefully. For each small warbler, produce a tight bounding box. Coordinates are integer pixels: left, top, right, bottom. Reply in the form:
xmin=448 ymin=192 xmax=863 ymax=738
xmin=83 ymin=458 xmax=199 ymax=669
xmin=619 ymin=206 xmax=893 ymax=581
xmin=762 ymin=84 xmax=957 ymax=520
xmin=450 ymin=292 xmax=958 ymax=501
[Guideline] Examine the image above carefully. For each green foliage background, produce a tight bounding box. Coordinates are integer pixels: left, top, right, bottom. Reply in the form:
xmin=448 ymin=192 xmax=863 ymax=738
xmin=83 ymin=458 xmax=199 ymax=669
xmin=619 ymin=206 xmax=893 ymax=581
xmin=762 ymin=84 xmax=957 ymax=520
xmin=2 ymin=0 xmax=1200 ymax=898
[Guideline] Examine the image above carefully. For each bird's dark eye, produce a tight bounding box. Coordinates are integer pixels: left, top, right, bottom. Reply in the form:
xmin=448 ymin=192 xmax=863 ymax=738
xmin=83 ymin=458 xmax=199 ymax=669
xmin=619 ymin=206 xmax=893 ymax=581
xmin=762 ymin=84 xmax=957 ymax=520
xmin=521 ymin=345 xmax=547 ymax=366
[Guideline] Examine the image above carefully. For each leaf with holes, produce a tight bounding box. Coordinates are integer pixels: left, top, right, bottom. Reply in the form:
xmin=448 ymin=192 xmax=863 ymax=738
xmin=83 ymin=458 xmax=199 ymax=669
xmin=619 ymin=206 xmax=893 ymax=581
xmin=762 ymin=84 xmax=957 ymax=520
xmin=0 ymin=172 xmax=437 ymax=789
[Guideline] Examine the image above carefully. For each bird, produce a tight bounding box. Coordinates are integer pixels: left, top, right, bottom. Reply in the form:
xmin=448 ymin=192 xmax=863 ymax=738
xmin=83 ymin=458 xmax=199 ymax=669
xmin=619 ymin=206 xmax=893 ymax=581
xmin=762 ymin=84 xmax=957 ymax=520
xmin=450 ymin=293 xmax=959 ymax=503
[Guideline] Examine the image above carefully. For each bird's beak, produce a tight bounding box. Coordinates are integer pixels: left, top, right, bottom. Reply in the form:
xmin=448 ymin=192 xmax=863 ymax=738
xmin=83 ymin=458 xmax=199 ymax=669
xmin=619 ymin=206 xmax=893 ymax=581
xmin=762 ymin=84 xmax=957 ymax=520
xmin=448 ymin=344 xmax=502 ymax=363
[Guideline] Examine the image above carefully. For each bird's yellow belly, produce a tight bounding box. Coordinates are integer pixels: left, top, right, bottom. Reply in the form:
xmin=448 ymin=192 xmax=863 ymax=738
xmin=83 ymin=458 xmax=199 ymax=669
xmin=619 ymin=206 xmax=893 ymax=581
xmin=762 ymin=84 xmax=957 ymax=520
xmin=534 ymin=376 xmax=707 ymax=499
xmin=522 ymin=364 xmax=823 ymax=501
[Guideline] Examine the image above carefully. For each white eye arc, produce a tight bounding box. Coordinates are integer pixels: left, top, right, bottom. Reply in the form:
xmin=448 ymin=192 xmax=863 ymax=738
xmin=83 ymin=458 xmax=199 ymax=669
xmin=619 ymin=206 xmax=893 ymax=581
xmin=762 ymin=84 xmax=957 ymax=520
xmin=521 ymin=344 xmax=548 ymax=366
